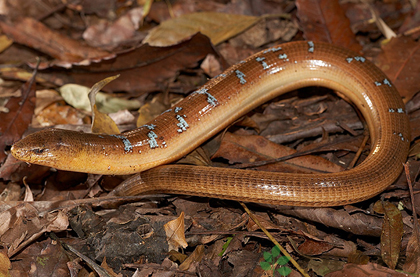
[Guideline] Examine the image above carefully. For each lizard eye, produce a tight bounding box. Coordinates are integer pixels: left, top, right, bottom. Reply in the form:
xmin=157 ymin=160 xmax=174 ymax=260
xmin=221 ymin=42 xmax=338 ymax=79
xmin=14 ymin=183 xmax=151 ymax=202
xmin=32 ymin=148 xmax=45 ymax=154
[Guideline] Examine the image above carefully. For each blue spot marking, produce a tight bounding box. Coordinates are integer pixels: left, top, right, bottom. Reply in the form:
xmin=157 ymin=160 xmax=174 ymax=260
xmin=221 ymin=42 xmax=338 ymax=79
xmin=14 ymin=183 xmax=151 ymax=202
xmin=235 ymin=70 xmax=246 ymax=84
xmin=176 ymin=115 xmax=189 ymax=133
xmin=111 ymin=135 xmax=133 ymax=152
xmin=346 ymin=56 xmax=366 ymax=63
xmin=263 ymin=46 xmax=282 ymax=53
xmin=278 ymin=53 xmax=288 ymax=61
xmin=256 ymin=57 xmax=271 ymax=70
xmin=194 ymin=88 xmax=218 ymax=107
xmin=147 ymin=131 xmax=158 ymax=148
xmin=375 ymin=79 xmax=392 ymax=87
xmin=308 ymin=41 xmax=314 ymax=53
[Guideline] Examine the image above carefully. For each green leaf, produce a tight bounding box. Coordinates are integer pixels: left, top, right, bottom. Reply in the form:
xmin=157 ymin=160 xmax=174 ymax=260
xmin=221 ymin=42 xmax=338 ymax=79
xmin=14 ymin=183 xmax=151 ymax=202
xmin=276 ymin=256 xmax=290 ymax=266
xmin=278 ymin=266 xmax=292 ymax=276
xmin=260 ymin=261 xmax=272 ymax=271
xmin=272 ymin=245 xmax=280 ymax=257
xmin=263 ymin=251 xmax=273 ymax=263
xmin=218 ymin=236 xmax=234 ymax=256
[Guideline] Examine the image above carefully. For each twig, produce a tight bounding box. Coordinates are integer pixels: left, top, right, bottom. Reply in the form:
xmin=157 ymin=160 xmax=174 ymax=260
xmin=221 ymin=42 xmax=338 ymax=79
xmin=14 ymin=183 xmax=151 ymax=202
xmin=240 ymin=202 xmax=309 ymax=277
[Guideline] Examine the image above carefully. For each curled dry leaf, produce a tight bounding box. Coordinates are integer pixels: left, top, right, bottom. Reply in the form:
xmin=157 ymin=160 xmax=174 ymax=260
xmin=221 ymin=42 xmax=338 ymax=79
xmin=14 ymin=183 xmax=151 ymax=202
xmin=88 ymin=75 xmax=121 ymax=135
xmin=0 ymin=204 xmax=69 ymax=257
xmin=164 ymin=212 xmax=188 ymax=251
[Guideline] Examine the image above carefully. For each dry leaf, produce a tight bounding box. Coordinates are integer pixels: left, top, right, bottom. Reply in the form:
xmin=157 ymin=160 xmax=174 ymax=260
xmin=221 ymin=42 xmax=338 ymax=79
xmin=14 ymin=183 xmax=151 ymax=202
xmin=179 ymin=245 xmax=205 ymax=271
xmin=0 ymin=17 xmax=114 ymax=68
xmin=83 ymin=7 xmax=144 ymax=49
xmin=164 ymin=212 xmax=188 ymax=251
xmin=136 ymin=93 xmax=169 ymax=127
xmin=0 ymin=35 xmax=13 ymax=53
xmin=367 ymin=4 xmax=396 ymax=39
xmin=402 ymin=234 xmax=420 ymax=274
xmin=88 ymin=76 xmax=121 ymax=135
xmin=296 ymin=0 xmax=362 ymax=52
xmin=59 ymin=84 xmax=140 ymax=114
xmin=144 ymin=12 xmax=260 ymax=46
xmin=373 ymin=201 xmax=403 ymax=270
xmin=213 ymin=132 xmax=343 ymax=174
xmin=0 ymin=251 xmax=11 ymax=277
xmin=375 ymin=37 xmax=420 ymax=101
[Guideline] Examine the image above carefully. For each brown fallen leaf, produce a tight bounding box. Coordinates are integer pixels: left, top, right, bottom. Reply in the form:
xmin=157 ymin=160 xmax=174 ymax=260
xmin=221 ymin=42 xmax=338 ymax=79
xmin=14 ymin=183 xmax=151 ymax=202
xmin=0 ymin=17 xmax=114 ymax=68
xmin=213 ymin=132 xmax=344 ymax=174
xmin=0 ymin=65 xmax=36 ymax=172
xmin=296 ymin=0 xmax=362 ymax=52
xmin=44 ymin=33 xmax=220 ymax=94
xmin=164 ymin=212 xmax=188 ymax=251
xmin=325 ymin=262 xmax=409 ymax=276
xmin=83 ymin=7 xmax=145 ymax=50
xmin=402 ymin=233 xmax=420 ymax=274
xmin=0 ymin=203 xmax=69 ymax=257
xmin=144 ymin=12 xmax=260 ymax=46
xmin=373 ymin=201 xmax=404 ymax=270
xmin=375 ymin=37 xmax=420 ymax=101
xmin=179 ymin=244 xmax=205 ymax=271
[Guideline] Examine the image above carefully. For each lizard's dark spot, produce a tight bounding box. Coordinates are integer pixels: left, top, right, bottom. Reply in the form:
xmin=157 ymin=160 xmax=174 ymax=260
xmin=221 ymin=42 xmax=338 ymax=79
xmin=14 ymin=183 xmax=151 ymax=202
xmin=32 ymin=148 xmax=45 ymax=154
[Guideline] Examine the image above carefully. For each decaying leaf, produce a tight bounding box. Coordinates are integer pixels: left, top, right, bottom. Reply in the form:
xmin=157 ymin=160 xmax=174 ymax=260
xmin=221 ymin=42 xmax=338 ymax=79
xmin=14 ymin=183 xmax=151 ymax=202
xmin=402 ymin=232 xmax=420 ymax=274
xmin=373 ymin=201 xmax=403 ymax=270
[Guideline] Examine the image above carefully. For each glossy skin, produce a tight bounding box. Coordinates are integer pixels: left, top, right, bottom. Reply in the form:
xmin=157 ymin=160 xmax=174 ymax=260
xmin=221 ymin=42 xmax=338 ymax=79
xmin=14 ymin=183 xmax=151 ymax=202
xmin=11 ymin=41 xmax=410 ymax=206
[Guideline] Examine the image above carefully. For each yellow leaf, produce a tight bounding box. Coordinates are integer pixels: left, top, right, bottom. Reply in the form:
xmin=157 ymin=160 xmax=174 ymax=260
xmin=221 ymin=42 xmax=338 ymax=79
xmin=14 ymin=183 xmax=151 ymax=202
xmin=144 ymin=12 xmax=260 ymax=46
xmin=0 ymin=252 xmax=11 ymax=277
xmin=0 ymin=35 xmax=13 ymax=54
